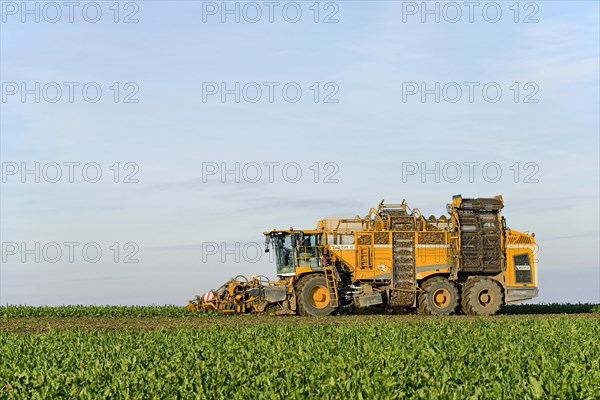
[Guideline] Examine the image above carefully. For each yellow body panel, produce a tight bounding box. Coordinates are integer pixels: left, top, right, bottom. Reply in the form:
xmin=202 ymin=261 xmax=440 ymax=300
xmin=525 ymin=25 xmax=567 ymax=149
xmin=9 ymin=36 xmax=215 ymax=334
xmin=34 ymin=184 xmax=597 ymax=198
xmin=318 ymin=226 xmax=455 ymax=283
xmin=305 ymin=216 xmax=536 ymax=287
xmin=504 ymin=229 xmax=538 ymax=288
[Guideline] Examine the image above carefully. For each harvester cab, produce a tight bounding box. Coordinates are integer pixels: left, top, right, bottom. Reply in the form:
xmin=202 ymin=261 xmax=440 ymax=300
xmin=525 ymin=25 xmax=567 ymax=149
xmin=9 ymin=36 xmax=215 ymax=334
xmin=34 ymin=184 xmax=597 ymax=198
xmin=264 ymin=229 xmax=324 ymax=276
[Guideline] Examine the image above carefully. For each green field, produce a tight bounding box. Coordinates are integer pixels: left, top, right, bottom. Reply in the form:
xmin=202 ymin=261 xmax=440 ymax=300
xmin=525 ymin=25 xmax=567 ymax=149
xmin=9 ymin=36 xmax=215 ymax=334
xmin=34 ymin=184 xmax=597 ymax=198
xmin=1 ymin=306 xmax=599 ymax=399
xmin=1 ymin=303 xmax=598 ymax=318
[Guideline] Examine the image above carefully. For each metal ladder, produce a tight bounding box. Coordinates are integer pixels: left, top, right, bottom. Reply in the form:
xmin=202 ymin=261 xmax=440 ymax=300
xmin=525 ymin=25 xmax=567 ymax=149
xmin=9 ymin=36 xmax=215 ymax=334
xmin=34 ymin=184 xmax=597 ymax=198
xmin=323 ymin=266 xmax=339 ymax=307
xmin=359 ymin=247 xmax=370 ymax=269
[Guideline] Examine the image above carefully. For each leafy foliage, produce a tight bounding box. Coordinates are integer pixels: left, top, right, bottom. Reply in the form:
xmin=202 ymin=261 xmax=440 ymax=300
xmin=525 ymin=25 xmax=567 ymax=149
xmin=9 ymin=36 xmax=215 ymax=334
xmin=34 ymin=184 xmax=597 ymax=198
xmin=0 ymin=305 xmax=197 ymax=318
xmin=1 ymin=316 xmax=598 ymax=399
xmin=500 ymin=303 xmax=599 ymax=315
xmin=2 ymin=303 xmax=598 ymax=318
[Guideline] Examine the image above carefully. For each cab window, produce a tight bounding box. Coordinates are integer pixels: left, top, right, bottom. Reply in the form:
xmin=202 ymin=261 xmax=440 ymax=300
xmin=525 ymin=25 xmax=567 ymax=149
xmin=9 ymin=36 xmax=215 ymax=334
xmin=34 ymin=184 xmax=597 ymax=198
xmin=513 ymin=253 xmax=532 ymax=284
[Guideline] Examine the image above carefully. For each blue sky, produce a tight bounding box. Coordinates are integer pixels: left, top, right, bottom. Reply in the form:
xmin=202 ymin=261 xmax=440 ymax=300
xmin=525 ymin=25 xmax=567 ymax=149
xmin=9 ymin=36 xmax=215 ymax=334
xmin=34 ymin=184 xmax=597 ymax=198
xmin=1 ymin=1 xmax=599 ymax=305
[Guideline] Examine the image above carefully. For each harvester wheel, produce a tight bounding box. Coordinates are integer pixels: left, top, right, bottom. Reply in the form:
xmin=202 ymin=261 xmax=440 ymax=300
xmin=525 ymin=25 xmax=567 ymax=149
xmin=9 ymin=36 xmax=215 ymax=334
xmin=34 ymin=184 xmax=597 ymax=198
xmin=296 ymin=274 xmax=334 ymax=316
xmin=461 ymin=277 xmax=504 ymax=316
xmin=418 ymin=277 xmax=459 ymax=316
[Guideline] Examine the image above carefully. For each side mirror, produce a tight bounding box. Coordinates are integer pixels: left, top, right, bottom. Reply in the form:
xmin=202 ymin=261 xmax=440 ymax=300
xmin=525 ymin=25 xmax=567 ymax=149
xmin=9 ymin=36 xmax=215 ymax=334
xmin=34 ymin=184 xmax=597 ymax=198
xmin=265 ymin=248 xmax=270 ymax=253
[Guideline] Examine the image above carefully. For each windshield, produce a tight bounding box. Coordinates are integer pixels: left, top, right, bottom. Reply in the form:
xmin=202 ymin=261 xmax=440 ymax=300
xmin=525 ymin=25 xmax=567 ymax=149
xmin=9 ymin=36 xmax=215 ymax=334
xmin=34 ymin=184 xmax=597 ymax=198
xmin=273 ymin=235 xmax=294 ymax=275
xmin=296 ymin=234 xmax=321 ymax=268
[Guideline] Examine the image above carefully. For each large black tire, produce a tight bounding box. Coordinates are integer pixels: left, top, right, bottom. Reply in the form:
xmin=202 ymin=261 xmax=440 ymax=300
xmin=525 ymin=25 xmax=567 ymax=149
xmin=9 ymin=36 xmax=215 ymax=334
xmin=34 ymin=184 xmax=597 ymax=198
xmin=461 ymin=277 xmax=504 ymax=316
xmin=296 ymin=274 xmax=335 ymax=316
xmin=418 ymin=277 xmax=460 ymax=316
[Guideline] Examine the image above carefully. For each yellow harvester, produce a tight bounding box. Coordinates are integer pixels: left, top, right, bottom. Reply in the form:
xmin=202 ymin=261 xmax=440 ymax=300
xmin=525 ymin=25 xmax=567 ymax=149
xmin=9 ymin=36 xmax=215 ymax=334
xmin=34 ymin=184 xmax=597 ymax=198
xmin=188 ymin=195 xmax=538 ymax=316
